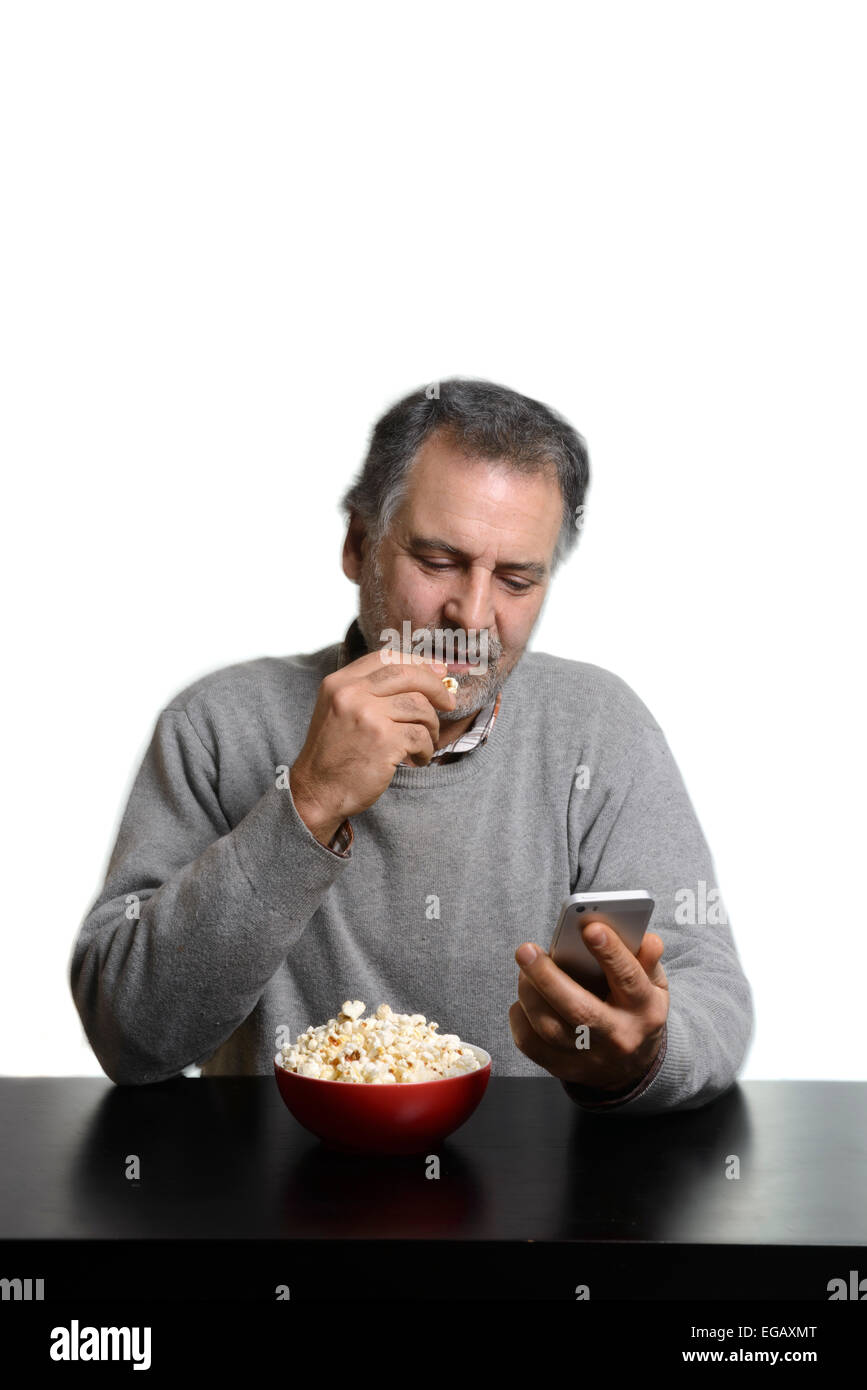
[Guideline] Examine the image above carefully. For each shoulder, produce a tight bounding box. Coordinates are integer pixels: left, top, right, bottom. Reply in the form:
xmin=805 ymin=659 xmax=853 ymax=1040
xmin=160 ymin=644 xmax=338 ymax=720
xmin=515 ymin=648 xmax=662 ymax=735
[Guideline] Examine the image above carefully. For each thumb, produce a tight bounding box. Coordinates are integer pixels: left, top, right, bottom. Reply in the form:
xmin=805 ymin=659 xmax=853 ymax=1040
xmin=638 ymin=932 xmax=668 ymax=989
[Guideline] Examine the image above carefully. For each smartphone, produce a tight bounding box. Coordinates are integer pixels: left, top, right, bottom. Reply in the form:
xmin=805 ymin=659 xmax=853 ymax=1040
xmin=548 ymin=890 xmax=655 ymax=997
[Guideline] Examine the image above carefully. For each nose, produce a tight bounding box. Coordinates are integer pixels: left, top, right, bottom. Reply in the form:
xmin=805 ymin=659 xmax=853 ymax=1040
xmin=441 ymin=565 xmax=496 ymax=642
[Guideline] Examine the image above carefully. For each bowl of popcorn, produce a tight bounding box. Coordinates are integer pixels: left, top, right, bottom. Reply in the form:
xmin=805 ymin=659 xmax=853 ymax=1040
xmin=274 ymin=1001 xmax=491 ymax=1155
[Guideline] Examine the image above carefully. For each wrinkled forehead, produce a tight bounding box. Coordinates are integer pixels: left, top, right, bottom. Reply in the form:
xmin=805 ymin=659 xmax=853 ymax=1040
xmin=395 ymin=432 xmax=563 ymax=560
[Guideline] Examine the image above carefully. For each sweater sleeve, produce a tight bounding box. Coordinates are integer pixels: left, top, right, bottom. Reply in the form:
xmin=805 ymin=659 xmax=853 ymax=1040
xmin=69 ymin=706 xmax=352 ymax=1086
xmin=562 ymin=721 xmax=754 ymax=1117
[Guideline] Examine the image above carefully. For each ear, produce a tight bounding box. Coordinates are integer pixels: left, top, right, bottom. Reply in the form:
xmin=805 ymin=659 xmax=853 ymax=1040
xmin=341 ymin=511 xmax=368 ymax=584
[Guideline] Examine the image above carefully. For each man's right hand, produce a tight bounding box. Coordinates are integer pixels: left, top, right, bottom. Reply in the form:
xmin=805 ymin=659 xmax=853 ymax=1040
xmin=289 ymin=650 xmax=457 ymax=845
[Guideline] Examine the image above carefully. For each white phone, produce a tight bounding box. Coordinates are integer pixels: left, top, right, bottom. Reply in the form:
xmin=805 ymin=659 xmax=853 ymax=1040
xmin=549 ymin=890 xmax=655 ymax=997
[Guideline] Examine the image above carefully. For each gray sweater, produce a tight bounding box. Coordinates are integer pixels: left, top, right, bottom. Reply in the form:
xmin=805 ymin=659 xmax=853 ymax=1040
xmin=69 ymin=632 xmax=754 ymax=1115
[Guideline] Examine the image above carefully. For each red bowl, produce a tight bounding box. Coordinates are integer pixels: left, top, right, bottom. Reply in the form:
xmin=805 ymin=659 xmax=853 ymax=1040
xmin=273 ymin=1044 xmax=492 ymax=1155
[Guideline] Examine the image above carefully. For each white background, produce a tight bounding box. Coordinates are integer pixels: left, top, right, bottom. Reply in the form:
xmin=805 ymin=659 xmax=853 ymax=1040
xmin=1 ymin=1 xmax=864 ymax=1079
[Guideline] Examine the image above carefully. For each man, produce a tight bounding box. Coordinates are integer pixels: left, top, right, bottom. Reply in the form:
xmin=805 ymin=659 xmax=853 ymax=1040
xmin=70 ymin=378 xmax=753 ymax=1113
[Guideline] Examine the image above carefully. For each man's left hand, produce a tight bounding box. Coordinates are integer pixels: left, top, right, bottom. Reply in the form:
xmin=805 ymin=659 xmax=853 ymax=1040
xmin=509 ymin=923 xmax=669 ymax=1091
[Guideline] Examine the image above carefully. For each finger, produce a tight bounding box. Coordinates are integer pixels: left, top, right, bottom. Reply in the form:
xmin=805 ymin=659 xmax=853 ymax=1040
xmin=514 ymin=943 xmax=617 ymax=1037
xmin=369 ymin=651 xmax=457 ymax=711
xmin=579 ymin=921 xmax=658 ymax=1009
xmin=398 ymin=721 xmax=436 ymax=768
xmin=636 ymin=932 xmax=669 ymax=991
xmin=324 ymin=647 xmax=417 ymax=686
xmin=517 ymin=971 xmax=581 ymax=1051
xmin=508 ymin=1000 xmax=578 ymax=1079
xmin=381 ymin=691 xmax=442 ymax=744
xmin=328 ymin=648 xmax=454 ymax=704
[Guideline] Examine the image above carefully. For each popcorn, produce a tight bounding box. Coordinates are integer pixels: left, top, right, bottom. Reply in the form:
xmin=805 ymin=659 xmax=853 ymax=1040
xmin=279 ymin=1003 xmax=482 ymax=1083
xmin=340 ymin=1000 xmax=365 ymax=1020
xmin=442 ymin=676 xmax=459 ymax=694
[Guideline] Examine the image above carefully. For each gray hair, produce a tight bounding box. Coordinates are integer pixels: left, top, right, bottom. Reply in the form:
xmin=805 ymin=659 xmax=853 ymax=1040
xmin=339 ymin=378 xmax=591 ymax=573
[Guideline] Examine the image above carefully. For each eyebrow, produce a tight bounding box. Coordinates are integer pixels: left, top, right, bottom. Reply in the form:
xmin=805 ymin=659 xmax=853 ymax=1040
xmin=407 ymin=534 xmax=548 ymax=581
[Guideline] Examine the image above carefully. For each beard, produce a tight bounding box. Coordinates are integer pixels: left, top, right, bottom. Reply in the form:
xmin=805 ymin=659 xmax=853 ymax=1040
xmin=356 ymin=544 xmax=517 ymax=721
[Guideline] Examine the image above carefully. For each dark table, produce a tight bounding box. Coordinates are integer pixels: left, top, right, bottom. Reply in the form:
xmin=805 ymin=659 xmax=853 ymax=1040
xmin=1 ymin=1076 xmax=865 ymax=1303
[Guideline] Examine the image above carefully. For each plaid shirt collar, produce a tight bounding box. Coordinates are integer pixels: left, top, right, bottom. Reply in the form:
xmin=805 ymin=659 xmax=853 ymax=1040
xmin=336 ymin=618 xmax=501 ymax=764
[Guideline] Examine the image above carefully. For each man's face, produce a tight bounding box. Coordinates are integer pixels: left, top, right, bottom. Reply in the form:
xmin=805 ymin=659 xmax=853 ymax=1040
xmin=349 ymin=428 xmax=563 ymax=719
